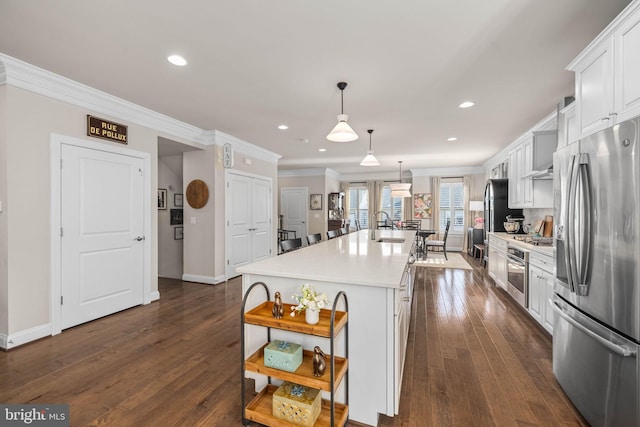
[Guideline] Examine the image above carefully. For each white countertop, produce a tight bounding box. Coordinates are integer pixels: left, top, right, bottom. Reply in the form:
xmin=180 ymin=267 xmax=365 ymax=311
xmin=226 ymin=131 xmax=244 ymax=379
xmin=237 ymin=229 xmax=415 ymax=288
xmin=490 ymin=232 xmax=555 ymax=257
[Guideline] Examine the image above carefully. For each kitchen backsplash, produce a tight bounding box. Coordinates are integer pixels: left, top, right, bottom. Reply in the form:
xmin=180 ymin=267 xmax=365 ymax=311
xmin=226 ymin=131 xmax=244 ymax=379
xmin=524 ymin=208 xmax=553 ymax=229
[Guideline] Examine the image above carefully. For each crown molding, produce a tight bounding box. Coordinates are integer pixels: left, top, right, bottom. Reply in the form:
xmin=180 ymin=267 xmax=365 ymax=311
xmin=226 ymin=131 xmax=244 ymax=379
xmin=279 ymin=168 xmax=339 ymax=178
xmin=0 ymin=53 xmax=209 ymax=144
xmin=411 ymin=166 xmax=485 ymax=177
xmin=567 ymin=0 xmax=640 ymax=71
xmin=212 ymin=130 xmax=281 ymax=164
xmin=0 ymin=53 xmax=282 ymax=164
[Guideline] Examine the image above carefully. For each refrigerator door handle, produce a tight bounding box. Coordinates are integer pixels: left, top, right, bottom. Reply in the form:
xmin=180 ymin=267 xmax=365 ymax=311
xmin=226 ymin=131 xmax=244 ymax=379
xmin=566 ymin=155 xmax=579 ymax=293
xmin=551 ymin=300 xmax=637 ymax=357
xmin=576 ymin=154 xmax=593 ymax=295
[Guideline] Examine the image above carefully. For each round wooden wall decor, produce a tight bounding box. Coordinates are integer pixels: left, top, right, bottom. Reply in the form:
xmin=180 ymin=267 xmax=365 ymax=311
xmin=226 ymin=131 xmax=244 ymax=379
xmin=186 ymin=179 xmax=209 ymax=209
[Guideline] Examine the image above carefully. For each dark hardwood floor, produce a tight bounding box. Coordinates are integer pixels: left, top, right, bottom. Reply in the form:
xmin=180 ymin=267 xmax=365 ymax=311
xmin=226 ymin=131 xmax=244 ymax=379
xmin=0 ymin=253 xmax=588 ymax=426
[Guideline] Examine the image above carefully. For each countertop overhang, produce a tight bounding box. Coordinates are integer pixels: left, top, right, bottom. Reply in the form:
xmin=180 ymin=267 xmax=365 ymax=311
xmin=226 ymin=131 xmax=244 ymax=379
xmin=237 ymin=229 xmax=416 ymax=288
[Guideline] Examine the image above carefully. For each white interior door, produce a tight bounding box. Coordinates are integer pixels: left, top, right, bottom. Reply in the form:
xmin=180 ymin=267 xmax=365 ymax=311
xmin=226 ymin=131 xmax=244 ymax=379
xmin=60 ymin=144 xmax=145 ymax=329
xmin=226 ymin=172 xmax=273 ymax=277
xmin=251 ymin=178 xmax=271 ymax=262
xmin=228 ymin=173 xmax=252 ymax=275
xmin=281 ymin=188 xmax=308 ymax=243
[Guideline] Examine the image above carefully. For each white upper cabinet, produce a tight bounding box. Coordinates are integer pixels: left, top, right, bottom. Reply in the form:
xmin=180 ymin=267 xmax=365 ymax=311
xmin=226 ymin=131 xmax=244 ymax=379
xmin=569 ymin=2 xmax=640 ymax=138
xmin=557 ymin=102 xmax=577 ymax=149
xmin=508 ymin=130 xmax=556 ymax=209
xmin=615 ymin=12 xmax=640 ymax=123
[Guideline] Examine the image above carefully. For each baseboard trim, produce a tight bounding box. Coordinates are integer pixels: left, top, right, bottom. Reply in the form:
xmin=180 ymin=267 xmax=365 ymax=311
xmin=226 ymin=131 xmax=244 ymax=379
xmin=182 ymin=273 xmax=227 ymax=285
xmin=0 ymin=323 xmax=52 ymax=350
xmin=148 ymin=290 xmax=160 ymax=302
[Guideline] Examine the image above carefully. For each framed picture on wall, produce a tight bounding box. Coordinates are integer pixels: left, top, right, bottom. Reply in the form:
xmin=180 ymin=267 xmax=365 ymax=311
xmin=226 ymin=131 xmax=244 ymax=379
xmin=170 ymin=209 xmax=183 ymax=225
xmin=310 ymin=194 xmax=322 ymax=210
xmin=158 ymin=189 xmax=167 ymax=210
xmin=414 ymin=193 xmax=432 ymax=219
xmin=174 ymin=227 xmax=183 ymax=240
xmin=174 ymin=193 xmax=183 ymax=207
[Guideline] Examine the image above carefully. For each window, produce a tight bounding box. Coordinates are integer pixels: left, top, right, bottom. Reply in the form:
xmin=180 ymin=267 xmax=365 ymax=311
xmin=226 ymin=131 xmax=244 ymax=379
xmin=348 ymin=186 xmax=369 ymax=229
xmin=380 ymin=186 xmax=404 ymax=224
xmin=439 ymin=181 xmax=464 ymax=232
xmin=348 ymin=184 xmax=405 ymax=229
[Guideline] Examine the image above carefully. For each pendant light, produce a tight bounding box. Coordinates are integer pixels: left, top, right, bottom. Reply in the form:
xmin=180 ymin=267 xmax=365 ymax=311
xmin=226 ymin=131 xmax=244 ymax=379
xmin=326 ymin=82 xmax=359 ymax=142
xmin=390 ymin=161 xmax=412 ymax=198
xmin=360 ymin=129 xmax=380 ymax=166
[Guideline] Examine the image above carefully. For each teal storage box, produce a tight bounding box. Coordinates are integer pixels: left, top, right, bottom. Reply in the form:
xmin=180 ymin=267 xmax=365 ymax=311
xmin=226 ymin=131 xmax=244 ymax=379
xmin=264 ymin=340 xmax=303 ymax=372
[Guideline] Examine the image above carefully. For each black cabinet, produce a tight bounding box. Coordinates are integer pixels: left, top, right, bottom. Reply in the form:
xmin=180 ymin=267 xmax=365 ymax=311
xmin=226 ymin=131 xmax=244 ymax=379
xmin=467 ymin=227 xmax=484 ymax=255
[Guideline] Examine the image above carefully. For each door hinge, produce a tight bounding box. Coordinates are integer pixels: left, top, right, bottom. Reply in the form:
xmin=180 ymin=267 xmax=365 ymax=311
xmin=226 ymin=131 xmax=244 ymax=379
xmin=138 ymin=168 xmax=143 ymax=176
xmin=60 ymin=296 xmax=63 ymax=305
xmin=60 ymin=159 xmax=63 ymax=169
xmin=227 ymin=259 xmax=230 ymax=265
xmin=60 ymin=227 xmax=63 ymax=237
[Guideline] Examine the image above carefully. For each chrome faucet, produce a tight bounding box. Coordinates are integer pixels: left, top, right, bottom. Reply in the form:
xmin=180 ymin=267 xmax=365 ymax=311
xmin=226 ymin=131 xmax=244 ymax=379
xmin=374 ymin=210 xmax=390 ymax=221
xmin=374 ymin=211 xmax=390 ymax=229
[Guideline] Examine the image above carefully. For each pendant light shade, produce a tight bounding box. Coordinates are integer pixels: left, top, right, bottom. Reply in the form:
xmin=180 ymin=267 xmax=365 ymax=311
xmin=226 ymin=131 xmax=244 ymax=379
xmin=360 ymin=129 xmax=380 ymax=166
xmin=327 ymin=82 xmax=358 ymax=142
xmin=390 ymin=161 xmax=412 ymax=198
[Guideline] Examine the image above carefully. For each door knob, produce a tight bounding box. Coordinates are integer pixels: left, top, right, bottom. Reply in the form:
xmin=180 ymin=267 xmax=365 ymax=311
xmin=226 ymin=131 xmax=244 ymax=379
xmin=134 ymin=236 xmax=145 ymax=241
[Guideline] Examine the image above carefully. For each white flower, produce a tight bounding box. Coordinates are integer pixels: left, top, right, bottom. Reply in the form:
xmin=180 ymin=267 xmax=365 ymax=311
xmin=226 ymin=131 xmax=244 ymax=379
xmin=290 ymin=283 xmax=331 ymax=316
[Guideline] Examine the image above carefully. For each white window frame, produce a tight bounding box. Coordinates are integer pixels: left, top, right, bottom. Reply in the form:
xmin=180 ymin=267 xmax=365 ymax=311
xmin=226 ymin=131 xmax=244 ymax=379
xmin=438 ymin=179 xmax=465 ymax=233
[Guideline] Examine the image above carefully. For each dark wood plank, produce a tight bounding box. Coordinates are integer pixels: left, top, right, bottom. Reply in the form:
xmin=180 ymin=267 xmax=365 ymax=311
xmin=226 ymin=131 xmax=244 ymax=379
xmin=0 ymin=255 xmax=589 ymax=427
xmin=379 ymin=254 xmax=589 ymax=427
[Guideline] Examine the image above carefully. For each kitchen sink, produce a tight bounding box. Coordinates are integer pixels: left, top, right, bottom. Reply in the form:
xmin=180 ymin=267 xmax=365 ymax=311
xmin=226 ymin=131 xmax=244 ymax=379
xmin=376 ymin=238 xmax=405 ymax=243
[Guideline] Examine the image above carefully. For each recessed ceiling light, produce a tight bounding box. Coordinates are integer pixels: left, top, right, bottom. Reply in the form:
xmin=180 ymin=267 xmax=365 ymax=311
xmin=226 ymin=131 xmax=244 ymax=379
xmin=459 ymin=101 xmax=475 ymax=109
xmin=167 ymin=55 xmax=187 ymax=66
xmin=318 ymin=148 xmax=327 ymax=152
xmin=278 ymin=124 xmax=289 ymax=130
xmin=447 ymin=137 xmax=458 ymax=142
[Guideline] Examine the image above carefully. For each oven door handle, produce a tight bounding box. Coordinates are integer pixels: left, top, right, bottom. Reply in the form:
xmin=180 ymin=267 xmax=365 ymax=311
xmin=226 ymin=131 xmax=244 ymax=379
xmin=506 ymin=253 xmax=526 ymax=264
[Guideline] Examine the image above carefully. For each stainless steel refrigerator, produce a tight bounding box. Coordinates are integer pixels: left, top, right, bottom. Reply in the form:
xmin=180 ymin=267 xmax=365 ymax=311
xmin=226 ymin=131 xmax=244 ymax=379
xmin=552 ymin=116 xmax=640 ymax=427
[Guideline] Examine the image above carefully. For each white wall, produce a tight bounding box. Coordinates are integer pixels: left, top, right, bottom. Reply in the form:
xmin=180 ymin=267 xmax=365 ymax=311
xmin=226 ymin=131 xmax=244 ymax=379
xmin=2 ymin=85 xmax=164 ymax=338
xmin=279 ymin=173 xmax=325 ymax=237
xmin=158 ymin=155 xmax=184 ymax=279
xmin=0 ymin=55 xmax=280 ymax=347
xmin=182 ymin=147 xmax=217 ymax=282
xmin=182 ymin=136 xmax=279 ymax=284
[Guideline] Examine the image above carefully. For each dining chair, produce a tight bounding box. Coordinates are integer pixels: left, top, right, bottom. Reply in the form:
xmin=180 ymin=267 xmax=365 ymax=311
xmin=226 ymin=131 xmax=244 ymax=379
xmin=326 ymin=230 xmax=340 ymax=239
xmin=279 ymin=238 xmax=302 ymax=254
xmin=306 ymin=233 xmax=322 ymax=245
xmin=339 ymin=227 xmax=349 ymax=236
xmin=402 ymin=220 xmax=421 ymax=230
xmin=425 ymin=220 xmax=450 ymax=260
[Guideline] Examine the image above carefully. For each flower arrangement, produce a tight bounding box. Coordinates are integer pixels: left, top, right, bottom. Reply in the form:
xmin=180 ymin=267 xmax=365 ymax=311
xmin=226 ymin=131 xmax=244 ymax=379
xmin=290 ymin=284 xmax=330 ymax=316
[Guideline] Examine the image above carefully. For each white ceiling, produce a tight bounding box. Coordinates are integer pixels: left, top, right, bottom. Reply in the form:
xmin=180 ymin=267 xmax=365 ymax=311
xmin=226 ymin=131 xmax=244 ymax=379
xmin=0 ymin=0 xmax=632 ymax=174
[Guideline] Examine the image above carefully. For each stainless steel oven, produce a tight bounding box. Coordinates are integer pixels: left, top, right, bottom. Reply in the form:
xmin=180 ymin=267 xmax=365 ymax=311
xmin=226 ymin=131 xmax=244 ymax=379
xmin=506 ymin=245 xmax=528 ymax=308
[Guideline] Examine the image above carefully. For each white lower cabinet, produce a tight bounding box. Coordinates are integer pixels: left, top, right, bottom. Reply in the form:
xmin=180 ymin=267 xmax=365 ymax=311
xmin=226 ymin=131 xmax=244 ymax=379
xmin=528 ymin=251 xmax=554 ymax=334
xmin=488 ymin=235 xmax=508 ymax=291
xmin=394 ymin=263 xmax=414 ymax=414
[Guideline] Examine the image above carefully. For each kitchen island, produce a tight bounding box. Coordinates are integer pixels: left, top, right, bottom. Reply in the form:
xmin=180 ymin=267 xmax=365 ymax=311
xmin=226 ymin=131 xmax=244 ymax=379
xmin=238 ymin=229 xmax=417 ymax=426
